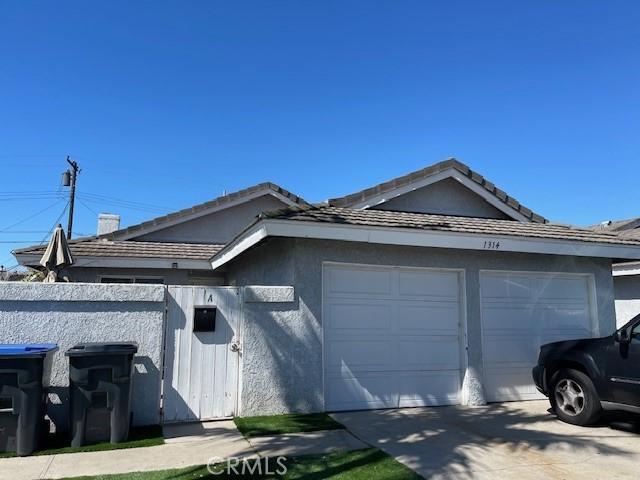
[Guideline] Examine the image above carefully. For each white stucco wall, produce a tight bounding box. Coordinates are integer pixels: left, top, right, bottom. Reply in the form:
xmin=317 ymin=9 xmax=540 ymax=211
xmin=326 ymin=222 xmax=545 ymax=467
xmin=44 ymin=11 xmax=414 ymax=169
xmin=0 ymin=282 xmax=165 ymax=430
xmin=227 ymin=238 xmax=616 ymax=416
xmin=614 ymin=275 xmax=640 ymax=328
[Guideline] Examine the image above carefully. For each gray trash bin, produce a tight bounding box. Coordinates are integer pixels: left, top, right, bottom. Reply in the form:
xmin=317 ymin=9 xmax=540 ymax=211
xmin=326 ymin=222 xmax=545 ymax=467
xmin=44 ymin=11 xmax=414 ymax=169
xmin=0 ymin=344 xmax=58 ymax=456
xmin=66 ymin=343 xmax=138 ymax=447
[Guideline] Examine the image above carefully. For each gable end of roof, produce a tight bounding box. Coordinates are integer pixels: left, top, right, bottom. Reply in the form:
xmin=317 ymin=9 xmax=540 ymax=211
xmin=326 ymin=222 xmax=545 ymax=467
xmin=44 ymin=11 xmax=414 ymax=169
xmin=102 ymin=182 xmax=309 ymax=240
xmin=327 ymin=158 xmax=548 ymax=223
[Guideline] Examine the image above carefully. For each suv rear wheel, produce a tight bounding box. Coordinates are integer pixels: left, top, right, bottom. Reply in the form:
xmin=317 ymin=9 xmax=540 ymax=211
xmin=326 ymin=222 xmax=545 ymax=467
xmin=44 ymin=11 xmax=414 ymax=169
xmin=549 ymin=368 xmax=601 ymax=426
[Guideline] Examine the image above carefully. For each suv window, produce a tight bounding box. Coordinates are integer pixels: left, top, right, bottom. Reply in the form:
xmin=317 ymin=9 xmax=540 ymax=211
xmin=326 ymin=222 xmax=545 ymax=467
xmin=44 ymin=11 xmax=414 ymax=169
xmin=631 ymin=323 xmax=640 ymax=343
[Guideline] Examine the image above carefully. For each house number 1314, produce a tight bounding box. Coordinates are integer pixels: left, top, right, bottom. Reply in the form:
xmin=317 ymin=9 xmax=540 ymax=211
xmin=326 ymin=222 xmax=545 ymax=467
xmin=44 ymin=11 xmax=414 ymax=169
xmin=484 ymin=240 xmax=500 ymax=250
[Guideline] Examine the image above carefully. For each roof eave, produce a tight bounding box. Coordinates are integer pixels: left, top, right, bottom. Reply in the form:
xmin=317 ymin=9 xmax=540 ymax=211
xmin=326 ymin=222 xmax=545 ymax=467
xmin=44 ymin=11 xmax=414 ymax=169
xmin=14 ymin=252 xmax=213 ymax=271
xmin=210 ymin=218 xmax=640 ymax=271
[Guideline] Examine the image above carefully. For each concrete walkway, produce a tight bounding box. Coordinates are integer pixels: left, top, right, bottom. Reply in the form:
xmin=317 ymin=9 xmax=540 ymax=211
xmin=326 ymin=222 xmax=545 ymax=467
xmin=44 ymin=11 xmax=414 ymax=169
xmin=0 ymin=420 xmax=255 ymax=480
xmin=332 ymin=400 xmax=640 ymax=480
xmin=0 ymin=421 xmax=366 ymax=480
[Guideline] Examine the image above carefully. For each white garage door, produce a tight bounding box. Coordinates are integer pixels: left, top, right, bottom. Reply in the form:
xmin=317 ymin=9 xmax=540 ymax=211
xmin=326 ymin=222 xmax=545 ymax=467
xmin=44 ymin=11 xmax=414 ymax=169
xmin=480 ymin=271 xmax=596 ymax=402
xmin=323 ymin=264 xmax=464 ymax=412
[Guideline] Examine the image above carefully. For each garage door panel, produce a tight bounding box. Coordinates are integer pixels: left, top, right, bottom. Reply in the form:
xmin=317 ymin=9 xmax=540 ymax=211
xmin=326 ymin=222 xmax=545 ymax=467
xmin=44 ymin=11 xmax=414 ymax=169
xmin=398 ymin=270 xmax=459 ymax=299
xmin=481 ymin=306 xmax=537 ymax=331
xmin=483 ymin=368 xmax=542 ymax=401
xmin=325 ymin=372 xmax=398 ymax=411
xmin=326 ymin=267 xmax=392 ymax=296
xmin=481 ymin=272 xmax=595 ymax=403
xmin=397 ymin=304 xmax=459 ymax=333
xmin=325 ymin=339 xmax=393 ymax=374
xmin=483 ymin=336 xmax=538 ymax=367
xmin=326 ymin=302 xmax=392 ymax=331
xmin=398 ymin=371 xmax=461 ymax=407
xmin=324 ymin=264 xmax=463 ymax=411
xmin=397 ymin=337 xmax=461 ymax=370
xmin=481 ymin=275 xmax=532 ymax=299
xmin=531 ymin=277 xmax=589 ymax=302
xmin=541 ymin=308 xmax=590 ymax=330
xmin=482 ymin=306 xmax=591 ymax=332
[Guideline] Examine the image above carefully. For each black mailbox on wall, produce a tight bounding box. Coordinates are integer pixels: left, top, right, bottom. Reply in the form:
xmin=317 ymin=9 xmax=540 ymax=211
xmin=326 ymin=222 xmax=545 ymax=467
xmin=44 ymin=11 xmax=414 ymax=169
xmin=193 ymin=306 xmax=216 ymax=332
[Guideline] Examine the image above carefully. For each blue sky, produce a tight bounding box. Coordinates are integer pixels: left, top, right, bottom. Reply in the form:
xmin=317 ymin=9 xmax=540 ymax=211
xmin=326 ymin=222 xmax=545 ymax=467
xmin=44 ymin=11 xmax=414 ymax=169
xmin=1 ymin=1 xmax=639 ymax=269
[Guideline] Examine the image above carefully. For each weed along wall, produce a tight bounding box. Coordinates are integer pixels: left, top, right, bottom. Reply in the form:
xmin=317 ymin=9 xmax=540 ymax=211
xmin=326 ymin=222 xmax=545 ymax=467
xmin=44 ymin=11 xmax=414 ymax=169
xmin=0 ymin=282 xmax=165 ymax=431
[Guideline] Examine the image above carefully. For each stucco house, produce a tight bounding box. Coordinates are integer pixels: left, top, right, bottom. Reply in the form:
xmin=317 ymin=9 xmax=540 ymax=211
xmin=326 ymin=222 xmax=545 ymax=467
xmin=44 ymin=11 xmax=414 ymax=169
xmin=591 ymin=218 xmax=640 ymax=327
xmin=12 ymin=158 xmax=640 ymax=416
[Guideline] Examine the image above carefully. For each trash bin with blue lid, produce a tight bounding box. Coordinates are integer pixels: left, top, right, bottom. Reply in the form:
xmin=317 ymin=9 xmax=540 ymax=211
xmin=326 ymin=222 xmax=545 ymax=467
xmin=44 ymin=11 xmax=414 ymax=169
xmin=66 ymin=342 xmax=138 ymax=447
xmin=0 ymin=343 xmax=58 ymax=456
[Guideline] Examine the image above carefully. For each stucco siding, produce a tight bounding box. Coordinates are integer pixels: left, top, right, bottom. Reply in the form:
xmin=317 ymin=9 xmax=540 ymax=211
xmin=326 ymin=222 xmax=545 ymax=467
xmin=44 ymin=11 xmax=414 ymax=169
xmin=372 ymin=177 xmax=511 ymax=219
xmin=136 ymin=194 xmax=286 ymax=244
xmin=0 ymin=283 xmax=165 ymax=430
xmin=614 ymin=275 xmax=640 ymax=327
xmin=227 ymin=238 xmax=615 ymax=416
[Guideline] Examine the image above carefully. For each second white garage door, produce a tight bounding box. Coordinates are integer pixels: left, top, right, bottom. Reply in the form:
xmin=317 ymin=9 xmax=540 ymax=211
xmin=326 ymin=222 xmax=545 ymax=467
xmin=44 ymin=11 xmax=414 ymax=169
xmin=323 ymin=264 xmax=464 ymax=412
xmin=481 ymin=271 xmax=597 ymax=402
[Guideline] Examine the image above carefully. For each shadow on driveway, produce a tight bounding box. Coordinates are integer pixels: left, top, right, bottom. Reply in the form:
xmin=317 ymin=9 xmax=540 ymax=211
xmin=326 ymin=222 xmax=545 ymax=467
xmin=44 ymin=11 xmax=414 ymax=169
xmin=332 ymin=400 xmax=640 ymax=479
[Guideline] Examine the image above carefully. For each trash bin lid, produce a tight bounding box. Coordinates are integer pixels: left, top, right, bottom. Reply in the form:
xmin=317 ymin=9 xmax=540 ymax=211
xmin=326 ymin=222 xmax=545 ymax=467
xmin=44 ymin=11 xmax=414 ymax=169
xmin=0 ymin=344 xmax=58 ymax=358
xmin=65 ymin=342 xmax=138 ymax=357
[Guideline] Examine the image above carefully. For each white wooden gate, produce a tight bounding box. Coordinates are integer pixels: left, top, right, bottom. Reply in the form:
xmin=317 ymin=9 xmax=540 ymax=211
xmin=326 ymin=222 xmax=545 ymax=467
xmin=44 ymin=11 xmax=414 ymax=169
xmin=162 ymin=286 xmax=241 ymax=423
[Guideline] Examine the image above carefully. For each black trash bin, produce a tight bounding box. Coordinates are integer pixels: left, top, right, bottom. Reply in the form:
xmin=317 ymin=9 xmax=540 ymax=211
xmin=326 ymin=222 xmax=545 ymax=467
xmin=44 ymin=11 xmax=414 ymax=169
xmin=66 ymin=342 xmax=138 ymax=447
xmin=0 ymin=343 xmax=58 ymax=456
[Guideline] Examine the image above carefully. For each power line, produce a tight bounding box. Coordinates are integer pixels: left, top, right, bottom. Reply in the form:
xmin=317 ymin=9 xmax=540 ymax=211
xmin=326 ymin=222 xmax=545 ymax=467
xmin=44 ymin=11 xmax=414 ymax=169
xmin=76 ymin=194 xmax=169 ymax=214
xmin=0 ymin=191 xmax=62 ymax=196
xmin=77 ymin=192 xmax=171 ymax=211
xmin=0 ymin=240 xmax=44 ymax=243
xmin=0 ymin=200 xmax=66 ymax=233
xmin=76 ymin=197 xmax=99 ymax=216
xmin=40 ymin=201 xmax=69 ymax=244
xmin=0 ymin=230 xmax=61 ymax=234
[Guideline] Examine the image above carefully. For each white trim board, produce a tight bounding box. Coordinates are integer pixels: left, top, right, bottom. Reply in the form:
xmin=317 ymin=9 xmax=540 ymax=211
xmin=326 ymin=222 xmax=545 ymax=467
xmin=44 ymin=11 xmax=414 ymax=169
xmin=210 ymin=219 xmax=640 ymax=270
xmin=613 ymin=263 xmax=640 ymax=277
xmin=348 ymin=167 xmax=531 ymax=222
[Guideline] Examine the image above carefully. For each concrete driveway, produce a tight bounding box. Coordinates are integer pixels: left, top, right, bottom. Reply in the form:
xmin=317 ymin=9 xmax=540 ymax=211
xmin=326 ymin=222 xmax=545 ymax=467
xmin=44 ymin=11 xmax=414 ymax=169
xmin=332 ymin=400 xmax=640 ymax=480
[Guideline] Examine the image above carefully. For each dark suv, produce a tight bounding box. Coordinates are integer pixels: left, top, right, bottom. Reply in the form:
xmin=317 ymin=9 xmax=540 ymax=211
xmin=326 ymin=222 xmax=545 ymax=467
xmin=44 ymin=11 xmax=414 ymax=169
xmin=533 ymin=313 xmax=640 ymax=426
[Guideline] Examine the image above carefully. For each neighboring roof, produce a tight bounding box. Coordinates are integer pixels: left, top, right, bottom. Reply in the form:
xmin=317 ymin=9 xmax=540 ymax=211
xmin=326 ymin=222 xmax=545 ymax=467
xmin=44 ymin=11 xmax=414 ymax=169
xmin=590 ymin=217 xmax=640 ymax=233
xmin=15 ymin=238 xmax=223 ymax=262
xmin=210 ymin=205 xmax=640 ymax=270
xmin=103 ymin=182 xmax=309 ymax=241
xmin=327 ymin=158 xmax=548 ymax=223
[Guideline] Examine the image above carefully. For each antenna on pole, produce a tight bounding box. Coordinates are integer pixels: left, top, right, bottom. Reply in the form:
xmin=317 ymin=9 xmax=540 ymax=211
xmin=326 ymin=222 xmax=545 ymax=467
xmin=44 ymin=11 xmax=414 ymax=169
xmin=63 ymin=156 xmax=80 ymax=239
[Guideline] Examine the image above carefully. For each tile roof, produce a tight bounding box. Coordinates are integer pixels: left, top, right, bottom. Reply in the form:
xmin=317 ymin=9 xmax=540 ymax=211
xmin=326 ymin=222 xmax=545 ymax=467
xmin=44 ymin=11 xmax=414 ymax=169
xmin=327 ymin=158 xmax=548 ymax=223
xmin=590 ymin=217 xmax=640 ymax=233
xmin=14 ymin=239 xmax=224 ymax=260
xmin=260 ymin=206 xmax=640 ymax=246
xmin=103 ymin=182 xmax=309 ymax=240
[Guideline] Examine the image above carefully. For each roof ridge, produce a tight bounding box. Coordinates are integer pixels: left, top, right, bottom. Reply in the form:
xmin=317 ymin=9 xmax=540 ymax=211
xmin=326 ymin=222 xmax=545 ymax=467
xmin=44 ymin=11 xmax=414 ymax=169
xmin=327 ymin=158 xmax=548 ymax=224
xmin=100 ymin=181 xmax=309 ymax=240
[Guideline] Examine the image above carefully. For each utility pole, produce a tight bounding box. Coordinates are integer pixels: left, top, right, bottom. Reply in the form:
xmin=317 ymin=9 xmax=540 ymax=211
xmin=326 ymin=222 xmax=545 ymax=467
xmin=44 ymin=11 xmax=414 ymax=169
xmin=63 ymin=156 xmax=80 ymax=239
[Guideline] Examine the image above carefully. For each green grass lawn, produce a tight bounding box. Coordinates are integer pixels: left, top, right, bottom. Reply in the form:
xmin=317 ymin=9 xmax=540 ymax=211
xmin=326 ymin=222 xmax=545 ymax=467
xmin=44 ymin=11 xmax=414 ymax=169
xmin=0 ymin=425 xmax=164 ymax=458
xmin=60 ymin=448 xmax=423 ymax=480
xmin=234 ymin=413 xmax=345 ymax=437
